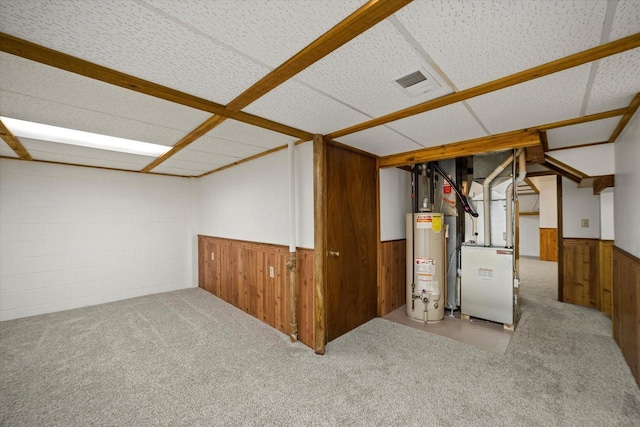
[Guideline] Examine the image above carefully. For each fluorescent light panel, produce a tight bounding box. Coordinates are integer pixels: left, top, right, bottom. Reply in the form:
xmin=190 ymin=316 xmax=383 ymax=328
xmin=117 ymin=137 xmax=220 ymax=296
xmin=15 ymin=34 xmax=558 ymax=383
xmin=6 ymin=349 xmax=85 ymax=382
xmin=1 ymin=116 xmax=171 ymax=157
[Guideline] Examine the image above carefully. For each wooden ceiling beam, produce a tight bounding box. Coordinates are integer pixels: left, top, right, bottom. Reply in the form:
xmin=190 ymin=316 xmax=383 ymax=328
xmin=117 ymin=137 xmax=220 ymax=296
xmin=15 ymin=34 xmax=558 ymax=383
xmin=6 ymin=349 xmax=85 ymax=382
xmin=593 ymin=175 xmax=615 ymax=195
xmin=0 ymin=32 xmax=313 ymax=141
xmin=379 ymin=129 xmax=539 ymax=168
xmin=198 ymin=139 xmax=309 ymax=178
xmin=545 ymin=155 xmax=589 ymax=179
xmin=524 ymin=177 xmax=540 ymax=194
xmin=526 ymin=140 xmax=545 ymax=163
xmin=0 ymin=155 xmax=191 ymax=178
xmin=539 ymin=131 xmax=550 ymax=152
xmin=526 ymin=170 xmax=556 ymax=178
xmin=543 ymin=155 xmax=588 ymax=184
xmin=141 ymin=115 xmax=227 ymax=173
xmin=328 ymin=32 xmax=640 ymax=139
xmin=226 ymin=0 xmax=413 ymax=112
xmin=536 ymin=108 xmax=627 ymax=131
xmin=147 ymin=0 xmax=408 ymax=174
xmin=542 ymin=162 xmax=581 ymax=183
xmin=0 ymin=118 xmax=32 ymax=160
xmin=546 ymin=140 xmax=610 ymax=152
xmin=609 ymin=92 xmax=640 ymax=143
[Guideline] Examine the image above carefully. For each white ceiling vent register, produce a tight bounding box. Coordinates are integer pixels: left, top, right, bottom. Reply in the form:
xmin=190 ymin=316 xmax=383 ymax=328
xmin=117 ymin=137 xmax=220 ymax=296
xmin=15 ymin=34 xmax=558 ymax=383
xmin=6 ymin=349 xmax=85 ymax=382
xmin=392 ymin=67 xmax=441 ymax=97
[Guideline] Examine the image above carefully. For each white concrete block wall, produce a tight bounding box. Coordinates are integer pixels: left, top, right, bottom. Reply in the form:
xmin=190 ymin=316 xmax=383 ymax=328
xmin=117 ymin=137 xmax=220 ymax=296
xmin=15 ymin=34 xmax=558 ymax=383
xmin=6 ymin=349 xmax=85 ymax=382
xmin=614 ymin=110 xmax=640 ymax=257
xmin=197 ymin=141 xmax=314 ymax=249
xmin=380 ymin=167 xmax=411 ymax=241
xmin=0 ymin=159 xmax=195 ymax=321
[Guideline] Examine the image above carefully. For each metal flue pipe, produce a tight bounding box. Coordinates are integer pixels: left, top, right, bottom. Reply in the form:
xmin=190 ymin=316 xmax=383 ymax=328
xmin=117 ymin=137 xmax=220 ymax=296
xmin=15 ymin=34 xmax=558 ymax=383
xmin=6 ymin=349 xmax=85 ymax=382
xmin=505 ymin=149 xmax=526 ymax=248
xmin=483 ymin=153 xmax=515 ymax=247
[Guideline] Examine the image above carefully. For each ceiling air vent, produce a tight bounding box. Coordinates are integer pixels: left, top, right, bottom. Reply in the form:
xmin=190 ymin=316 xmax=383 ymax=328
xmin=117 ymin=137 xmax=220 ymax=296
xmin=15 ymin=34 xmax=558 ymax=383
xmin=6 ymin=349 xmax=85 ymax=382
xmin=393 ymin=67 xmax=441 ymax=98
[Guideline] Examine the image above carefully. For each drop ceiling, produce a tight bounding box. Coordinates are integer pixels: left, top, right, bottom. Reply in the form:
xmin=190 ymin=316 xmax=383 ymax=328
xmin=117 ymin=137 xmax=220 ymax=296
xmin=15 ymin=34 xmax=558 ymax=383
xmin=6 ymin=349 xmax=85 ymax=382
xmin=0 ymin=0 xmax=639 ymax=179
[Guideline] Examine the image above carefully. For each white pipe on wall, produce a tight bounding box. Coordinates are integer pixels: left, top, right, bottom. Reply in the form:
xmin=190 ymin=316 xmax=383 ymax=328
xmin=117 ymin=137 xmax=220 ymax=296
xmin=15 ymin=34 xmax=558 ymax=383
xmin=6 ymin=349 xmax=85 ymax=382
xmin=505 ymin=149 xmax=526 ymax=248
xmin=287 ymin=141 xmax=297 ymax=342
xmin=288 ymin=141 xmax=296 ymax=253
xmin=483 ymin=153 xmax=515 ymax=247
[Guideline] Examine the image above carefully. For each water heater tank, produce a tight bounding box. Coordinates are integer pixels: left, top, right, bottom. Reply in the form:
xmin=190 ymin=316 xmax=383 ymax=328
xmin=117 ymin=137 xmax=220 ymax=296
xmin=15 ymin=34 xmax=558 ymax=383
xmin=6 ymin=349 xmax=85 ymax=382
xmin=406 ymin=213 xmax=446 ymax=323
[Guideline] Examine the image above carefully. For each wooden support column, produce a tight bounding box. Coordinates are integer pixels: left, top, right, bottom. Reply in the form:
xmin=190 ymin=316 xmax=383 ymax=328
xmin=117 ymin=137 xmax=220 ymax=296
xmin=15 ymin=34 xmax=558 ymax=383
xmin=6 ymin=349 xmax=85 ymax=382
xmin=313 ymin=135 xmax=327 ymax=355
xmin=557 ymin=175 xmax=564 ymax=302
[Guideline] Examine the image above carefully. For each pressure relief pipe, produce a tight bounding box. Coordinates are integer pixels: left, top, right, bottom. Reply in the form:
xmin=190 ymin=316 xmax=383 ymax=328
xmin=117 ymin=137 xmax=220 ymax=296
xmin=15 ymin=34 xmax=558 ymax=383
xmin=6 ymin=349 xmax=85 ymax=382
xmin=483 ymin=153 xmax=515 ymax=247
xmin=505 ymin=149 xmax=526 ymax=248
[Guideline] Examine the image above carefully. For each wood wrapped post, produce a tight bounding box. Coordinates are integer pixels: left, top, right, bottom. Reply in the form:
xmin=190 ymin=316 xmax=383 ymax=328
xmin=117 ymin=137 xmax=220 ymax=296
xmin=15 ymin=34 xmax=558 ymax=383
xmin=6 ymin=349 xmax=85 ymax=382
xmin=313 ymin=135 xmax=327 ymax=354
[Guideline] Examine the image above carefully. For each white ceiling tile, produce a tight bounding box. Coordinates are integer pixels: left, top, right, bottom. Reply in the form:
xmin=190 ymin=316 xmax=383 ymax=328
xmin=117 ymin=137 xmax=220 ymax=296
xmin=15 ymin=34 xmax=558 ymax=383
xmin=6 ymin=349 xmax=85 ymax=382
xmin=395 ymin=0 xmax=607 ymax=90
xmin=585 ymin=48 xmax=640 ymax=114
xmin=184 ymin=135 xmax=265 ymax=159
xmin=296 ymin=19 xmax=453 ymax=118
xmin=610 ymin=0 xmax=640 ymax=39
xmin=466 ymin=65 xmax=591 ymax=134
xmin=19 ymin=137 xmax=152 ymax=169
xmin=547 ymin=144 xmax=615 ymax=176
xmin=546 ymin=117 xmax=620 ymax=150
xmin=0 ymin=53 xmax=211 ymax=134
xmin=0 ymin=141 xmax=20 ymax=158
xmin=336 ymin=126 xmax=422 ymax=157
xmin=243 ymin=80 xmax=370 ymax=134
xmin=387 ymin=102 xmax=488 ymax=148
xmin=143 ymin=0 xmax=367 ymax=67
xmin=0 ymin=0 xmax=270 ymax=104
xmin=0 ymin=90 xmax=188 ymax=147
xmin=168 ymin=149 xmax=240 ymax=166
xmin=152 ymin=158 xmax=217 ymax=173
xmin=206 ymin=120 xmax=297 ymax=149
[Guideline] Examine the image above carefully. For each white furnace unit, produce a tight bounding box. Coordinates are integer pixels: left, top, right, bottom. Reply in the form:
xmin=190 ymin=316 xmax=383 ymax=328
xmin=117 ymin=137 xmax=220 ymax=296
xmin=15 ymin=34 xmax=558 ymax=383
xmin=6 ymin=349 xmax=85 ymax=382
xmin=406 ymin=213 xmax=446 ymax=323
xmin=461 ymin=245 xmax=517 ymax=325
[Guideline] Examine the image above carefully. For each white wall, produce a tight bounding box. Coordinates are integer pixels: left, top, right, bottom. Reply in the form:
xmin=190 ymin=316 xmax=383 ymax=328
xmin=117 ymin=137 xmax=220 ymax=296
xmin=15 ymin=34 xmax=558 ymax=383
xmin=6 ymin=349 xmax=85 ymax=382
xmin=197 ymin=142 xmax=314 ymax=249
xmin=562 ymin=177 xmax=600 ymax=238
xmin=0 ymin=159 xmax=195 ymax=321
xmin=380 ymin=167 xmax=412 ymax=241
xmin=518 ymin=194 xmax=540 ymax=257
xmin=531 ymin=175 xmax=557 ymax=228
xmin=614 ymin=110 xmax=640 ymax=257
xmin=600 ymin=191 xmax=614 ymax=240
xmin=519 ymin=216 xmax=540 ymax=257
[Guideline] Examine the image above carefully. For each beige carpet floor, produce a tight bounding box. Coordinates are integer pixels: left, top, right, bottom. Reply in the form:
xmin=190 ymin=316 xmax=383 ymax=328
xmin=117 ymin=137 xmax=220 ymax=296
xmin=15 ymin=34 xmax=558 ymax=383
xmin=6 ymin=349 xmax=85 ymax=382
xmin=1 ymin=257 xmax=639 ymax=426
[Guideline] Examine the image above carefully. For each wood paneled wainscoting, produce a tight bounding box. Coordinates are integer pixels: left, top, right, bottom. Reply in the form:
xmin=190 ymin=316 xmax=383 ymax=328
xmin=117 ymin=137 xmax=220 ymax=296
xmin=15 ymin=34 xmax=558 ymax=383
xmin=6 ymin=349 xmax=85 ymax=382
xmin=378 ymin=239 xmax=406 ymax=317
xmin=562 ymin=238 xmax=613 ymax=314
xmin=198 ymin=235 xmax=314 ymax=349
xmin=540 ymin=228 xmax=558 ymax=261
xmin=613 ymin=246 xmax=640 ymax=387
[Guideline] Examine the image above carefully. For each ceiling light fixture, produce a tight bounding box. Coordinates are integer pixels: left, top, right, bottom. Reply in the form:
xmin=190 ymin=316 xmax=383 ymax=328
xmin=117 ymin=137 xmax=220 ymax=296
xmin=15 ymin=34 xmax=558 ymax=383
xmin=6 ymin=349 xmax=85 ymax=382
xmin=1 ymin=116 xmax=171 ymax=157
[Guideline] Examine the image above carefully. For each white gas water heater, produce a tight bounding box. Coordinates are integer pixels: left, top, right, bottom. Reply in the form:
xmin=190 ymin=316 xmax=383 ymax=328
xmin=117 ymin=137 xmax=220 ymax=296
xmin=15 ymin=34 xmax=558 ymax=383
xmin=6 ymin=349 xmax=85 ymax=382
xmin=406 ymin=212 xmax=446 ymax=323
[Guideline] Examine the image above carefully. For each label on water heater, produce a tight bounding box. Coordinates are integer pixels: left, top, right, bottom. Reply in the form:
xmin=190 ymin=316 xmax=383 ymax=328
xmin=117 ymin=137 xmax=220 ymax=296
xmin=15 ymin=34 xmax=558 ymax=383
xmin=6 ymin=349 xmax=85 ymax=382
xmin=416 ymin=214 xmax=432 ymax=229
xmin=432 ymin=215 xmax=442 ymax=233
xmin=415 ymin=257 xmax=435 ymax=274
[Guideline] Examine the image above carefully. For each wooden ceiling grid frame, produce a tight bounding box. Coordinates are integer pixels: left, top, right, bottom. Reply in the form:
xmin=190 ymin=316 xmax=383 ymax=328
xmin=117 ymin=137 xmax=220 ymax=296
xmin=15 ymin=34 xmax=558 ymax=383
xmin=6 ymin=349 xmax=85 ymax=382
xmin=0 ymin=3 xmax=639 ymax=177
xmin=0 ymin=118 xmax=32 ymax=160
xmin=609 ymin=92 xmax=640 ymax=142
xmin=0 ymin=32 xmax=313 ymax=138
xmin=327 ymin=32 xmax=640 ymax=139
xmin=143 ymin=0 xmax=412 ymax=173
